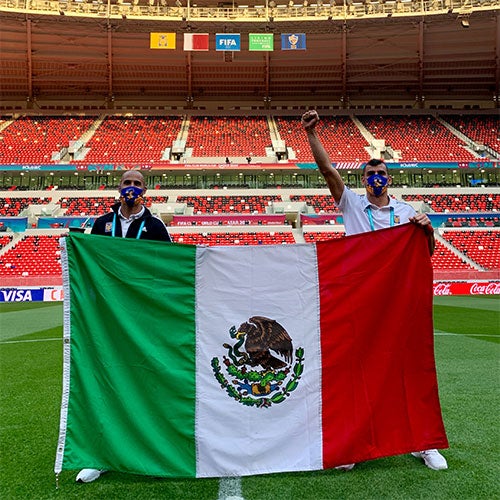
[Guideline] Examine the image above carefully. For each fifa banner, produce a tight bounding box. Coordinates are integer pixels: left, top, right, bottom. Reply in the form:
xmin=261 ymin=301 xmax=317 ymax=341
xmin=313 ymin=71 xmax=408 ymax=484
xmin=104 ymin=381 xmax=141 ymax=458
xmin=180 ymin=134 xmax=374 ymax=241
xmin=184 ymin=33 xmax=209 ymax=51
xmin=215 ymin=33 xmax=241 ymax=51
xmin=249 ymin=33 xmax=274 ymax=51
xmin=55 ymin=224 xmax=448 ymax=478
xmin=150 ymin=33 xmax=176 ymax=49
xmin=281 ymin=33 xmax=307 ymax=50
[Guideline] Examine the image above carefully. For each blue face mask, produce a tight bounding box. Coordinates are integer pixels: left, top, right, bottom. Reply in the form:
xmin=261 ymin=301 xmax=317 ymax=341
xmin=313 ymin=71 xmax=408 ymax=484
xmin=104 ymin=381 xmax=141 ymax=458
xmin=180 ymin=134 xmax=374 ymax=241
xmin=120 ymin=186 xmax=144 ymax=207
xmin=366 ymin=174 xmax=388 ymax=197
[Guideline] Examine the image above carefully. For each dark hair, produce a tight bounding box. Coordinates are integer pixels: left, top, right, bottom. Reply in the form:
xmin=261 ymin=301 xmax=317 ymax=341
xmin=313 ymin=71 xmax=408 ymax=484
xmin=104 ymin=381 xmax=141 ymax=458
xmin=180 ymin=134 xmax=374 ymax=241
xmin=362 ymin=158 xmax=387 ymax=174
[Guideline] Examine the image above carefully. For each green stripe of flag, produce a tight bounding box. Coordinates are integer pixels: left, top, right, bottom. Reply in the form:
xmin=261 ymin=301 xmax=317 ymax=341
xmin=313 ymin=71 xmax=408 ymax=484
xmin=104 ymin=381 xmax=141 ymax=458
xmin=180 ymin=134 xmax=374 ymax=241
xmin=62 ymin=234 xmax=198 ymax=477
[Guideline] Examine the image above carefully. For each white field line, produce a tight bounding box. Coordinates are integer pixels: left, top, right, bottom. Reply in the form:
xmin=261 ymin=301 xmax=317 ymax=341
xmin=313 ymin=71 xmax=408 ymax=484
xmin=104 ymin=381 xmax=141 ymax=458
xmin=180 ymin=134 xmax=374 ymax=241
xmin=0 ymin=337 xmax=62 ymax=344
xmin=218 ymin=476 xmax=244 ymax=500
xmin=2 ymin=332 xmax=499 ymax=346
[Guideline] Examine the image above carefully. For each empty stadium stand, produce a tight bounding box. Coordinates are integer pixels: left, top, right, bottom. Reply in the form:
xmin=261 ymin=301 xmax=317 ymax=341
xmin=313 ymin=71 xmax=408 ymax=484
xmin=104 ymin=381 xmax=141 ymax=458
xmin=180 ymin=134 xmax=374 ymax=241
xmin=303 ymin=231 xmax=346 ymax=243
xmin=440 ymin=230 xmax=499 ymax=271
xmin=185 ymin=116 xmax=270 ymax=158
xmin=0 ymin=197 xmax=52 ymax=216
xmin=1 ymin=114 xmax=498 ymax=168
xmin=357 ymin=115 xmax=477 ymax=162
xmin=290 ymin=194 xmax=341 ymax=213
xmin=0 ymin=116 xmax=96 ymax=164
xmin=74 ymin=116 xmax=183 ymax=164
xmin=441 ymin=114 xmax=500 ymax=155
xmin=60 ymin=196 xmax=117 ymax=216
xmin=172 ymin=231 xmax=296 ymax=246
xmin=0 ymin=235 xmax=13 ymax=249
xmin=402 ymin=193 xmax=499 ymax=212
xmin=275 ymin=115 xmax=370 ymax=162
xmin=176 ymin=195 xmax=282 ymax=214
xmin=0 ymin=187 xmax=498 ymax=286
xmin=443 ymin=217 xmax=499 ymax=228
xmin=431 ymin=240 xmax=476 ymax=271
xmin=0 ymin=112 xmax=498 ymax=288
xmin=0 ymin=234 xmax=62 ymax=280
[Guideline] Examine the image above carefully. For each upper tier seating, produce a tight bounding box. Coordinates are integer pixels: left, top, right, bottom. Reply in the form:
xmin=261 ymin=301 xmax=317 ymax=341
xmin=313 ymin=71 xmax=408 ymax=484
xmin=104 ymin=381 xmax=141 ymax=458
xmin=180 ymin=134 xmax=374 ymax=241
xmin=441 ymin=114 xmax=500 ymax=155
xmin=172 ymin=231 xmax=295 ymax=245
xmin=0 ymin=197 xmax=52 ymax=216
xmin=275 ymin=116 xmax=370 ymax=162
xmin=0 ymin=234 xmax=62 ymax=277
xmin=0 ymin=116 xmax=95 ymax=163
xmin=441 ymin=230 xmax=499 ymax=270
xmin=358 ymin=115 xmax=477 ymax=162
xmin=77 ymin=116 xmax=182 ymax=164
xmin=177 ymin=195 xmax=282 ymax=214
xmin=402 ymin=193 xmax=499 ymax=212
xmin=186 ymin=116 xmax=270 ymax=157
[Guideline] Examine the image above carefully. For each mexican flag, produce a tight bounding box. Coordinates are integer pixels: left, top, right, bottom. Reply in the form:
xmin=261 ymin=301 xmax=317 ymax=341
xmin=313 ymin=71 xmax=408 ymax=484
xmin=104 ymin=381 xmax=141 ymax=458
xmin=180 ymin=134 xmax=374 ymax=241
xmin=55 ymin=224 xmax=448 ymax=478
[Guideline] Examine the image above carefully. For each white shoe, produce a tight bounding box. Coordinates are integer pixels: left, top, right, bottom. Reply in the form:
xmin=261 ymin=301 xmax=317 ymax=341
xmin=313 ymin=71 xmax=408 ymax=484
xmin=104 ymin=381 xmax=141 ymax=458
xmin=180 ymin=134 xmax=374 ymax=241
xmin=335 ymin=463 xmax=356 ymax=471
xmin=76 ymin=468 xmax=107 ymax=483
xmin=411 ymin=449 xmax=448 ymax=470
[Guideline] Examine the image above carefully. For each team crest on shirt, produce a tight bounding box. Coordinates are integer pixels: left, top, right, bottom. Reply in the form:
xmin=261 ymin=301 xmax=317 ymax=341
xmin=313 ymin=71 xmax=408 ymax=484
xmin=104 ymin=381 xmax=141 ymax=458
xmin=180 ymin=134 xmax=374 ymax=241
xmin=211 ymin=316 xmax=304 ymax=408
xmin=394 ymin=215 xmax=400 ymax=224
xmin=105 ymin=222 xmax=113 ymax=233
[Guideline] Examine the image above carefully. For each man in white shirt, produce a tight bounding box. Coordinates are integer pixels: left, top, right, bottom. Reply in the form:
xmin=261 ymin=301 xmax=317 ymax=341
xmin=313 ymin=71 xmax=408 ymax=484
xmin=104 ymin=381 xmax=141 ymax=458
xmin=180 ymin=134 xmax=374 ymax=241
xmin=301 ymin=109 xmax=445 ymax=471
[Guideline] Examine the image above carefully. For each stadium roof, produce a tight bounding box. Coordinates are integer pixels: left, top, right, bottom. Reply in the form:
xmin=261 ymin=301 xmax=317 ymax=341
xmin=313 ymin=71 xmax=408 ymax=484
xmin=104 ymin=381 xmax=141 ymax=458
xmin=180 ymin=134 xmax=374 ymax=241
xmin=0 ymin=1 xmax=499 ymax=111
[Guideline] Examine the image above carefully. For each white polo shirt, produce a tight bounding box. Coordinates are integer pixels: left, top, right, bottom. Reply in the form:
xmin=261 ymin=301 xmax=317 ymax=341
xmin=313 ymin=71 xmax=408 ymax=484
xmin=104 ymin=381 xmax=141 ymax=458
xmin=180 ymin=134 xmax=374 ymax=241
xmin=118 ymin=206 xmax=145 ymax=237
xmin=337 ymin=187 xmax=416 ymax=236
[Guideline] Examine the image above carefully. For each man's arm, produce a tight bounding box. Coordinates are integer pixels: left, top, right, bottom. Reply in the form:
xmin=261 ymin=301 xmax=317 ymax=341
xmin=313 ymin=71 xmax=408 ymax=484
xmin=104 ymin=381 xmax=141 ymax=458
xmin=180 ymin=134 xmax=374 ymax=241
xmin=301 ymin=110 xmax=345 ymax=204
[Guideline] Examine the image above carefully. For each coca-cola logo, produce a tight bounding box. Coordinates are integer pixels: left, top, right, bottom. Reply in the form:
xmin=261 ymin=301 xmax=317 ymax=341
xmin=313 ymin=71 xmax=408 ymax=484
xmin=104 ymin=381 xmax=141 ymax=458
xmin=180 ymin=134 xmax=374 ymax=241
xmin=470 ymin=283 xmax=500 ymax=295
xmin=433 ymin=282 xmax=500 ymax=296
xmin=433 ymin=283 xmax=452 ymax=295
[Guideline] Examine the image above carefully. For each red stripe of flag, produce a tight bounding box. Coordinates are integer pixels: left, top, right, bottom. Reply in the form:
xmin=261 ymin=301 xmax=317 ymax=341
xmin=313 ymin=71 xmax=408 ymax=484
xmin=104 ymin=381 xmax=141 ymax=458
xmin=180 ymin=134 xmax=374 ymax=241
xmin=317 ymin=223 xmax=448 ymax=467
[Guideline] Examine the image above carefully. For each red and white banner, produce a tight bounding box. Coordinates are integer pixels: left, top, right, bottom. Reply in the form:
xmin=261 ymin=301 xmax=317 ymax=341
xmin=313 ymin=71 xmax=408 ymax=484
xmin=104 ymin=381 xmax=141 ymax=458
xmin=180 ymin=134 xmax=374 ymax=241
xmin=184 ymin=33 xmax=209 ymax=51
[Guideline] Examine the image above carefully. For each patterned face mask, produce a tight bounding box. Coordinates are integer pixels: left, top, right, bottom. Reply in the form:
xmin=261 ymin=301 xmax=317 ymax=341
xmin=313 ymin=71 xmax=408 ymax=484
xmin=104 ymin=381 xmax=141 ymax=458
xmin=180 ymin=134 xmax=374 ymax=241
xmin=366 ymin=174 xmax=388 ymax=197
xmin=120 ymin=186 xmax=144 ymax=207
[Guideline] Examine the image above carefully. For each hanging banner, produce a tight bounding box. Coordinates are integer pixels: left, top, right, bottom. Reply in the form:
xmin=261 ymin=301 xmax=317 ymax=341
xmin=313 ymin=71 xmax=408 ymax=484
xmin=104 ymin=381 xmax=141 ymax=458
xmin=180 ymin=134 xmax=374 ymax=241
xmin=281 ymin=33 xmax=307 ymax=50
xmin=215 ymin=33 xmax=241 ymax=51
xmin=150 ymin=33 xmax=176 ymax=49
xmin=184 ymin=33 xmax=209 ymax=51
xmin=249 ymin=33 xmax=274 ymax=51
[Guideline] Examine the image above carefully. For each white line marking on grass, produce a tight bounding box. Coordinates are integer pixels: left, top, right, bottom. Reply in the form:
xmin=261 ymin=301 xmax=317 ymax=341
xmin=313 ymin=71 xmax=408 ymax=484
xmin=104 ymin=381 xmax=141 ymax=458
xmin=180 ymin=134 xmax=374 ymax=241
xmin=2 ymin=333 xmax=496 ymax=346
xmin=218 ymin=476 xmax=244 ymax=500
xmin=0 ymin=337 xmax=61 ymax=345
xmin=434 ymin=332 xmax=498 ymax=337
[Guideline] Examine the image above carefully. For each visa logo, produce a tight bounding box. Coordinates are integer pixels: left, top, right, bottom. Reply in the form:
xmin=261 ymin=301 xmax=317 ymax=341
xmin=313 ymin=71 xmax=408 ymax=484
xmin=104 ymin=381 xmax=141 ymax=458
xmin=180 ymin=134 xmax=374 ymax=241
xmin=1 ymin=289 xmax=33 ymax=301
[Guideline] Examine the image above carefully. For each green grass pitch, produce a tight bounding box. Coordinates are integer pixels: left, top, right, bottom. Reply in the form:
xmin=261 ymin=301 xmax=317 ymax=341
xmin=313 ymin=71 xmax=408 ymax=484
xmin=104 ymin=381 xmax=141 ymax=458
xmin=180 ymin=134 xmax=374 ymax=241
xmin=0 ymin=296 xmax=498 ymax=499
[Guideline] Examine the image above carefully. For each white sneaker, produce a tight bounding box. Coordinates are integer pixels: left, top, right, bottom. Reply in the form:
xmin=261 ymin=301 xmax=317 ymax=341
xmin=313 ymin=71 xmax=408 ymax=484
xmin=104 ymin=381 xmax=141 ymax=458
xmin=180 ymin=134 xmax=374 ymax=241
xmin=411 ymin=449 xmax=448 ymax=470
xmin=335 ymin=463 xmax=356 ymax=471
xmin=75 ymin=468 xmax=107 ymax=483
